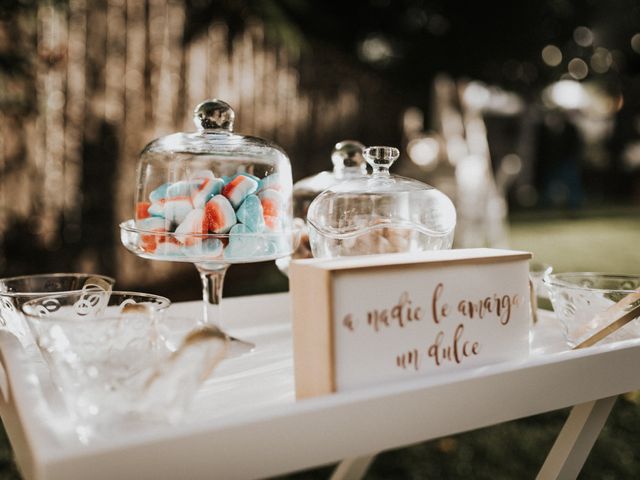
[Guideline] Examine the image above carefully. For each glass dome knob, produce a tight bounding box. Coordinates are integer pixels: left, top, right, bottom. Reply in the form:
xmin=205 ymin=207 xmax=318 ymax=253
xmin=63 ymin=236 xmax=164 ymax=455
xmin=193 ymin=99 xmax=235 ymax=132
xmin=364 ymin=146 xmax=399 ymax=175
xmin=331 ymin=140 xmax=366 ymax=171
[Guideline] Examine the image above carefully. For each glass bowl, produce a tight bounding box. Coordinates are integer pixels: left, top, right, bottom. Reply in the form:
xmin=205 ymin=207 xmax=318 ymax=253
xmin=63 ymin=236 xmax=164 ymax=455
xmin=307 ymin=146 xmax=456 ymax=258
xmin=0 ymin=273 xmax=115 ymax=345
xmin=22 ymin=290 xmax=227 ymax=440
xmin=23 ymin=290 xmax=171 ymax=320
xmin=544 ymin=272 xmax=640 ymax=347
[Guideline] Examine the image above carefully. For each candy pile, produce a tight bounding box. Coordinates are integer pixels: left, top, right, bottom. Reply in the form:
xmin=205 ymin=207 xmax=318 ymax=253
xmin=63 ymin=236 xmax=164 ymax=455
xmin=135 ymin=171 xmax=289 ymax=260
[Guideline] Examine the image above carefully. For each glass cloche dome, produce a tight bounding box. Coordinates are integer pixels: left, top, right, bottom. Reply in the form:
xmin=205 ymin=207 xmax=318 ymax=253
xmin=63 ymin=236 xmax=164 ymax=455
xmin=306 ymin=146 xmax=456 ymax=258
xmin=275 ymin=140 xmax=368 ymax=270
xmin=126 ymin=99 xmax=293 ymax=262
xmin=292 ymin=139 xmax=367 ymax=220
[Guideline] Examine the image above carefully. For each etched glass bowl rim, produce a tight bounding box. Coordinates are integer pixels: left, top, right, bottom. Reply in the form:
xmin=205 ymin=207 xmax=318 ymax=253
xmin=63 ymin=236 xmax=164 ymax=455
xmin=543 ymin=272 xmax=640 ymax=294
xmin=21 ymin=290 xmax=171 ymax=323
xmin=0 ymin=273 xmax=115 ymax=298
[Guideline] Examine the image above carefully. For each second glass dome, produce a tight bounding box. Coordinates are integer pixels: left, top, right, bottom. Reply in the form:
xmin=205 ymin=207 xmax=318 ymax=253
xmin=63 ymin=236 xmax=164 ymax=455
xmin=292 ymin=140 xmax=368 ymax=220
xmin=307 ymin=146 xmax=456 ymax=258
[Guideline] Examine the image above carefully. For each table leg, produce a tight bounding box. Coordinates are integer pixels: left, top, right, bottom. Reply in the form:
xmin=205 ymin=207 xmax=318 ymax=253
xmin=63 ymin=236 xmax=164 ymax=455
xmin=330 ymin=455 xmax=376 ymax=480
xmin=536 ymin=395 xmax=617 ymax=480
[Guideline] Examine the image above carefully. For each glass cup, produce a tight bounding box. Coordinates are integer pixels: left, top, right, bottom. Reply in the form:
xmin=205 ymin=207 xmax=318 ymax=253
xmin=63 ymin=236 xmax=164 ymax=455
xmin=0 ymin=273 xmax=115 ymax=345
xmin=528 ymin=262 xmax=553 ymax=323
xmin=529 ymin=262 xmax=553 ymax=299
xmin=22 ymin=290 xmax=228 ymax=441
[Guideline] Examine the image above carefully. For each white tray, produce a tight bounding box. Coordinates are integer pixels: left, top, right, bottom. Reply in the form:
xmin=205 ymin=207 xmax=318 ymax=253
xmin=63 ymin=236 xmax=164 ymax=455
xmin=2 ymin=292 xmax=640 ymax=480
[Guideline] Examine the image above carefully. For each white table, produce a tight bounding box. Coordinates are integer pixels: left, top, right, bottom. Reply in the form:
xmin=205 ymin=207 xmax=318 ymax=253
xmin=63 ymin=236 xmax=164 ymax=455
xmin=0 ymin=292 xmax=638 ymax=480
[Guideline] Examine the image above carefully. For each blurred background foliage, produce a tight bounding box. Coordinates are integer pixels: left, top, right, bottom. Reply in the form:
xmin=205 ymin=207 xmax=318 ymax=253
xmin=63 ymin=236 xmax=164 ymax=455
xmin=1 ymin=0 xmax=640 ymax=478
xmin=1 ymin=0 xmax=639 ymax=287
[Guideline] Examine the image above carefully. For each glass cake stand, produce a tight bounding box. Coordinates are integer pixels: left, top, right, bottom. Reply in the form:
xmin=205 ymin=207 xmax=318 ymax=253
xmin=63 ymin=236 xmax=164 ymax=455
xmin=121 ymin=221 xmax=294 ymax=352
xmin=121 ymin=99 xmax=295 ymax=353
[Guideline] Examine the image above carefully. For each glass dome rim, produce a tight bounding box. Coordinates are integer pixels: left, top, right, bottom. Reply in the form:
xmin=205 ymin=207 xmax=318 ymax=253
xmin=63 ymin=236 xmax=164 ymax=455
xmin=306 ymin=178 xmax=457 ymax=238
xmin=306 ymin=216 xmax=456 ymax=239
xmin=314 ymin=172 xmax=438 ymax=195
xmin=139 ymin=130 xmax=290 ymax=159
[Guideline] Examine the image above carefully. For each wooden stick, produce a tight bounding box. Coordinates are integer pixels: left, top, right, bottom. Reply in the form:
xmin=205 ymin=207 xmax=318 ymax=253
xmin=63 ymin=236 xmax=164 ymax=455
xmin=573 ymin=290 xmax=640 ymax=350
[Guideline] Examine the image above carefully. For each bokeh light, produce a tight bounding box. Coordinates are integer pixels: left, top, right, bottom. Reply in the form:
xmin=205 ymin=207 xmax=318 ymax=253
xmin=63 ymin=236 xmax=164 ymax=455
xmin=568 ymin=58 xmax=589 ymax=80
xmin=407 ymin=136 xmax=440 ymax=170
xmin=403 ymin=107 xmax=424 ymax=137
xmin=358 ymin=33 xmax=394 ymax=65
xmin=590 ymin=47 xmax=612 ymax=74
xmin=544 ymin=80 xmax=587 ymax=110
xmin=631 ymin=33 xmax=640 ymax=54
xmin=541 ymin=45 xmax=562 ymax=67
xmin=462 ymin=81 xmax=490 ymax=110
xmin=573 ymin=26 xmax=594 ymax=47
xmin=500 ymin=154 xmax=522 ymax=176
xmin=455 ymin=155 xmax=488 ymax=189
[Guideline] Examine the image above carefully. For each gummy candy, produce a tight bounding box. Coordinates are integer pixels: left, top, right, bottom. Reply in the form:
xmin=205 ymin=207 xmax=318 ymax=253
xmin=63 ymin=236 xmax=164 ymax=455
xmin=236 ymin=195 xmax=265 ymax=232
xmin=139 ymin=171 xmax=288 ymax=259
xmin=259 ymin=190 xmax=284 ymax=230
xmin=223 ymin=172 xmax=260 ymax=184
xmin=204 ymin=195 xmax=236 ymax=233
xmin=166 ymin=180 xmax=198 ymax=198
xmin=136 ymin=202 xmax=151 ymax=220
xmin=148 ymin=200 xmax=165 ymax=217
xmin=192 ymin=177 xmax=224 ymax=208
xmin=222 ymin=174 xmax=259 ymax=209
xmin=183 ymin=238 xmax=223 ymax=258
xmin=155 ymin=239 xmax=183 ymax=256
xmin=258 ymin=173 xmax=281 ymax=192
xmin=137 ymin=217 xmax=166 ymax=253
xmin=149 ymin=183 xmax=170 ymax=203
xmin=164 ymin=197 xmax=194 ymax=224
xmin=175 ymin=208 xmax=207 ymax=245
xmin=223 ymin=224 xmax=260 ymax=259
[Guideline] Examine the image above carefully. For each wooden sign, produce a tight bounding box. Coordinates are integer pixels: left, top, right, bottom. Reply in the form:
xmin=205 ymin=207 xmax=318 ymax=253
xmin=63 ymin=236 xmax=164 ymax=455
xmin=290 ymin=248 xmax=532 ymax=399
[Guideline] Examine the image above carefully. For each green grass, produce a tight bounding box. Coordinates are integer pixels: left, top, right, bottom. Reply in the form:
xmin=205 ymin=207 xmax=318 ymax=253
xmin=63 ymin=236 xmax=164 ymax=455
xmin=509 ymin=215 xmax=640 ymax=275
